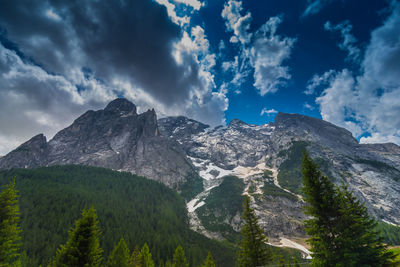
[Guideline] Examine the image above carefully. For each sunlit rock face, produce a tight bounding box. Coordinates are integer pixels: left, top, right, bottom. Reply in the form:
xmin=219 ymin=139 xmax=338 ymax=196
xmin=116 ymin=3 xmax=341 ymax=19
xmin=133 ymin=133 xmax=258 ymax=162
xmin=158 ymin=112 xmax=400 ymax=239
xmin=0 ymin=98 xmax=196 ymax=190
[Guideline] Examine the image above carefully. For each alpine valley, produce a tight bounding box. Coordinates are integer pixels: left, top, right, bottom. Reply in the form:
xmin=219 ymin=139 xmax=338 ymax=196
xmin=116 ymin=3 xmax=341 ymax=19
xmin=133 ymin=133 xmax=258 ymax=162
xmin=1 ymin=98 xmax=400 ymax=258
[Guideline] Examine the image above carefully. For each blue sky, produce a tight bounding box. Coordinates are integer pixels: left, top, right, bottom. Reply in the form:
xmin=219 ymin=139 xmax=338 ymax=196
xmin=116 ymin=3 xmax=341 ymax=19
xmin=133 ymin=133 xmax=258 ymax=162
xmin=0 ymin=0 xmax=399 ymax=154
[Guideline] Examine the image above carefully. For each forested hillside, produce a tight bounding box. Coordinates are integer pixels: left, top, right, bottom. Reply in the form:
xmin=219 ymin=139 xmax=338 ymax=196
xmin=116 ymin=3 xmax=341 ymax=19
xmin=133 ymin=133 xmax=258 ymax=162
xmin=0 ymin=166 xmax=236 ymax=266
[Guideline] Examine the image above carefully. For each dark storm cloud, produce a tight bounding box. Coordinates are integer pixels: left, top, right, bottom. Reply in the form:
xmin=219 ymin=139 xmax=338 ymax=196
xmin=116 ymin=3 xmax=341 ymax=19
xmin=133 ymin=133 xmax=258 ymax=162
xmin=0 ymin=0 xmax=201 ymax=105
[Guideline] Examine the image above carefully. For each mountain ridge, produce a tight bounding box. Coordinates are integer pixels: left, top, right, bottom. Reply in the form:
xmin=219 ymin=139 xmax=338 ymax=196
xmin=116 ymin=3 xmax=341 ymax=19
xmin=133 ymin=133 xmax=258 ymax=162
xmin=1 ymin=98 xmax=399 ymax=244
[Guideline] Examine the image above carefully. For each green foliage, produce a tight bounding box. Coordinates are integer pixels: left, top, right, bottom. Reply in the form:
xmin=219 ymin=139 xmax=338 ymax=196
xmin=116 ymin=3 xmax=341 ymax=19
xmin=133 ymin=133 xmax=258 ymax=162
xmin=172 ymin=246 xmax=188 ymax=267
xmin=197 ymin=176 xmax=245 ymax=242
xmin=0 ymin=177 xmax=22 ymax=266
xmin=262 ymin=170 xmax=273 ymax=179
xmin=247 ymin=183 xmax=257 ymax=194
xmin=262 ymin=182 xmax=298 ymax=202
xmin=201 ymin=252 xmax=215 ymax=267
xmin=0 ymin=166 xmax=235 ymax=267
xmin=302 ymin=152 xmax=396 ymax=266
xmin=53 ymin=206 xmax=103 ymax=267
xmin=376 ymin=221 xmax=400 ymax=245
xmin=389 ymin=248 xmax=400 ymax=263
xmin=179 ymin=172 xmax=204 ymax=201
xmin=129 ymin=246 xmax=142 ymax=267
xmin=237 ymin=196 xmax=272 ymax=267
xmin=107 ymin=238 xmax=130 ymax=267
xmin=277 ymin=141 xmax=309 ymax=194
xmin=141 ymin=243 xmax=155 ymax=267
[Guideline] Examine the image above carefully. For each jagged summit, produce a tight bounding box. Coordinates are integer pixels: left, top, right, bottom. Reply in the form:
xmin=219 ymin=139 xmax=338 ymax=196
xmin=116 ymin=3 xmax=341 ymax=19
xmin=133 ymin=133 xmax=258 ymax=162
xmin=0 ymin=99 xmax=196 ymax=190
xmin=1 ymin=99 xmax=400 ymax=239
xmin=228 ymin=118 xmax=248 ymax=127
xmin=104 ymin=98 xmax=137 ymax=114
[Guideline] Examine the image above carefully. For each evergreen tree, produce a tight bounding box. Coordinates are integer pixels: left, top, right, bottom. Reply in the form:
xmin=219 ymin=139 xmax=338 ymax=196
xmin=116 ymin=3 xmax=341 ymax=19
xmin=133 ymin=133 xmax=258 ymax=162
xmin=107 ymin=237 xmax=130 ymax=267
xmin=237 ymin=196 xmax=272 ymax=267
xmin=201 ymin=252 xmax=215 ymax=267
xmin=165 ymin=260 xmax=172 ymax=267
xmin=302 ymin=151 xmax=396 ymax=266
xmin=0 ymin=178 xmax=21 ymax=266
xmin=140 ymin=243 xmax=154 ymax=267
xmin=129 ymin=246 xmax=142 ymax=267
xmin=172 ymin=246 xmax=188 ymax=267
xmin=53 ymin=206 xmax=103 ymax=267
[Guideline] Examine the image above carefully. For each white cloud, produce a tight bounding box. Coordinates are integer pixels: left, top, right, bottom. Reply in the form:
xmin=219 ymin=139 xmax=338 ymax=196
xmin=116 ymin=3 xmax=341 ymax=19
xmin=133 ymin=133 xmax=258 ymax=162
xmin=45 ymin=9 xmax=61 ymax=21
xmin=324 ymin=21 xmax=361 ymax=62
xmin=0 ymin=44 xmax=116 ymax=155
xmin=221 ymin=0 xmax=252 ymax=44
xmin=303 ymin=102 xmax=315 ymax=110
xmin=173 ymin=0 xmax=203 ymax=11
xmin=0 ymin=0 xmax=229 ymax=155
xmin=221 ymin=1 xmax=295 ymax=95
xmin=260 ymin=108 xmax=278 ymax=116
xmin=250 ymin=16 xmax=296 ymax=95
xmin=304 ymin=69 xmax=335 ymax=95
xmin=154 ymin=0 xmax=190 ymax=26
xmin=170 ymin=25 xmax=227 ymax=125
xmin=302 ymin=0 xmax=333 ymax=17
xmin=315 ymin=69 xmax=363 ymax=137
xmin=315 ymin=3 xmax=400 ymax=144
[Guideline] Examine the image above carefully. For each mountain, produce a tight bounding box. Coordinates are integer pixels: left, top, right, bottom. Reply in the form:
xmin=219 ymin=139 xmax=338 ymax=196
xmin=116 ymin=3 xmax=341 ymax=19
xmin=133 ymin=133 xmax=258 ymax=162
xmin=0 ymin=99 xmax=201 ymax=197
xmin=1 ymin=98 xmax=400 ymax=252
xmin=158 ymin=111 xmax=400 ymax=245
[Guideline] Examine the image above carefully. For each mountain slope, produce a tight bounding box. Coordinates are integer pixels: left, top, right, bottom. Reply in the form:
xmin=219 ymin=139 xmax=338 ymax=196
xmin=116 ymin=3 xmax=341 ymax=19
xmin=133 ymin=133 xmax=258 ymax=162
xmin=158 ymin=112 xmax=400 ymax=243
xmin=0 ymin=165 xmax=235 ymax=266
xmin=0 ymin=99 xmax=201 ymax=195
xmin=1 ymin=99 xmax=400 ymax=248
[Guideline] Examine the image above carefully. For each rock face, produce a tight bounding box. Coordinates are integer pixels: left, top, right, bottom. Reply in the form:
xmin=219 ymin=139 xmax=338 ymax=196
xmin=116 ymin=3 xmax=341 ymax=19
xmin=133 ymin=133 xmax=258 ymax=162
xmin=1 ymin=100 xmax=400 ymax=242
xmin=0 ymin=99 xmax=196 ymax=190
xmin=158 ymin=112 xmax=400 ymax=240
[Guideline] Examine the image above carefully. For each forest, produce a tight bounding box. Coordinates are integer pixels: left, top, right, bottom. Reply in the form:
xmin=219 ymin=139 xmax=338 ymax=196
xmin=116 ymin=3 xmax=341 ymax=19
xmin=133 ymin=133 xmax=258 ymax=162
xmin=0 ymin=166 xmax=235 ymax=266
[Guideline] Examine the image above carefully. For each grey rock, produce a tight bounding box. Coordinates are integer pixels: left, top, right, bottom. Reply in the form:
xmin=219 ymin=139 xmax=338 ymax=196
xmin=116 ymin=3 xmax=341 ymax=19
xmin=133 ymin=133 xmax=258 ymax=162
xmin=158 ymin=112 xmax=400 ymax=238
xmin=0 ymin=98 xmax=195 ymax=190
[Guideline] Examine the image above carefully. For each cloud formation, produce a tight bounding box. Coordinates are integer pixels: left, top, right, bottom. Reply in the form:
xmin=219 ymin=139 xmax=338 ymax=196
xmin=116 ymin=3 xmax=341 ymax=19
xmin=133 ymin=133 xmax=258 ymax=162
xmin=302 ymin=0 xmax=333 ymax=17
xmin=260 ymin=108 xmax=278 ymax=116
xmin=314 ymin=3 xmax=400 ymax=144
xmin=221 ymin=0 xmax=295 ymax=95
xmin=324 ymin=21 xmax=361 ymax=62
xmin=0 ymin=0 xmax=226 ymax=154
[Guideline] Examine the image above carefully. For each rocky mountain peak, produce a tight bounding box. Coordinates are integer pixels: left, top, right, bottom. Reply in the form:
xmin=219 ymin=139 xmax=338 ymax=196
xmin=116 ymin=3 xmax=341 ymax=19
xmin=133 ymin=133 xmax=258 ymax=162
xmin=0 ymin=99 xmax=196 ymax=191
xmin=274 ymin=112 xmax=359 ymax=147
xmin=139 ymin=108 xmax=158 ymax=137
xmin=104 ymin=98 xmax=137 ymax=115
xmin=228 ymin=118 xmax=247 ymax=128
xmin=158 ymin=116 xmax=209 ymax=139
xmin=0 ymin=134 xmax=48 ymax=169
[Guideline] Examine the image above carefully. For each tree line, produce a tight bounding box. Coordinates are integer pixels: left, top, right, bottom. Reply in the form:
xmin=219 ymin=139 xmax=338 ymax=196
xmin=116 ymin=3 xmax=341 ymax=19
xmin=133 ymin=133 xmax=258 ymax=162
xmin=0 ymin=166 xmax=235 ymax=266
xmin=1 ymin=153 xmax=400 ymax=266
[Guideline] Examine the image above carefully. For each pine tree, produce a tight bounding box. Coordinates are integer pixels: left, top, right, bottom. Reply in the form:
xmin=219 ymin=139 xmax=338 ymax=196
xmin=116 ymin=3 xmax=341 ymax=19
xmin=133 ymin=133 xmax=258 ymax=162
xmin=201 ymin=252 xmax=215 ymax=267
xmin=172 ymin=246 xmax=188 ymax=267
xmin=165 ymin=260 xmax=172 ymax=267
xmin=107 ymin=237 xmax=130 ymax=267
xmin=0 ymin=178 xmax=22 ymax=266
xmin=129 ymin=246 xmax=142 ymax=267
xmin=140 ymin=243 xmax=154 ymax=267
xmin=53 ymin=206 xmax=103 ymax=267
xmin=237 ymin=196 xmax=272 ymax=267
xmin=302 ymin=151 xmax=397 ymax=266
